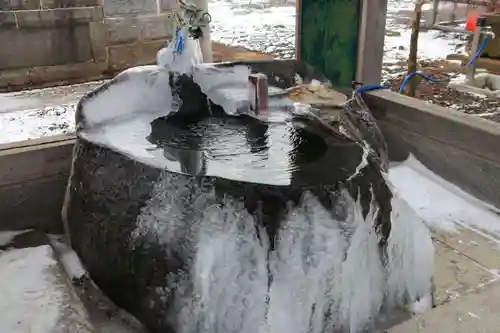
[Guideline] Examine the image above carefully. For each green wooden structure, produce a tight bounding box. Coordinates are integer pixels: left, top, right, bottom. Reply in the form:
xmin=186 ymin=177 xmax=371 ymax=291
xmin=296 ymin=0 xmax=387 ymax=88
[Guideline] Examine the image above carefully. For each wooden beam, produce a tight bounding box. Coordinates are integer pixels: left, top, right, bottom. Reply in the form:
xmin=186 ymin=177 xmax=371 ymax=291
xmin=0 ymin=135 xmax=75 ymax=233
xmin=355 ymin=0 xmax=388 ymax=85
xmin=364 ymin=90 xmax=500 ymax=209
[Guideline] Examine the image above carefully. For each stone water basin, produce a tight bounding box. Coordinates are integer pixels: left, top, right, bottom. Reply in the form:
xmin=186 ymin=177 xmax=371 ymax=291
xmin=64 ymin=60 xmax=433 ymax=333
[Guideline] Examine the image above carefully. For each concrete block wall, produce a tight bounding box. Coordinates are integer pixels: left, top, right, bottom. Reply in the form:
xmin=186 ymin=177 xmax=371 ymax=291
xmin=0 ymin=0 xmax=179 ymax=90
xmin=0 ymin=0 xmax=99 ymax=10
xmin=0 ymin=7 xmax=102 ymax=70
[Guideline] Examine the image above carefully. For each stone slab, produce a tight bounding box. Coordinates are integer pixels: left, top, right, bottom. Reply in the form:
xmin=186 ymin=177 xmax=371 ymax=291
xmin=432 ymin=239 xmax=497 ymax=305
xmin=448 ymin=83 xmax=499 ymax=98
xmin=434 ymin=228 xmax=500 ymax=274
xmin=387 ymin=280 xmax=500 ymax=333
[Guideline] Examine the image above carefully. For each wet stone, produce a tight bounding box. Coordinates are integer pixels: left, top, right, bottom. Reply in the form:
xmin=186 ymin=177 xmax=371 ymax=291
xmin=65 ymin=60 xmax=393 ymax=333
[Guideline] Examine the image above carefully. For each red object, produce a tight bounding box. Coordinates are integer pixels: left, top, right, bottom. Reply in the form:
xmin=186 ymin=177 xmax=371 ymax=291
xmin=466 ymin=14 xmax=479 ymax=32
xmin=466 ymin=13 xmax=483 ymax=32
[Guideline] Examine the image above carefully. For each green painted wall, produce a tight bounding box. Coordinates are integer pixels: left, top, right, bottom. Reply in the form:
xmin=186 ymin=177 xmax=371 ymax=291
xmin=298 ymin=0 xmax=361 ymax=88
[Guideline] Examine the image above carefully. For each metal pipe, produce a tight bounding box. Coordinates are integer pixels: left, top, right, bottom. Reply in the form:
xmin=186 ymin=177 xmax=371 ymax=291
xmin=468 ymin=16 xmax=487 ymax=80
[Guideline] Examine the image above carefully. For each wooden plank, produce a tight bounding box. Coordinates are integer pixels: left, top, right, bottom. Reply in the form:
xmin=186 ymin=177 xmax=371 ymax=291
xmin=0 ymin=136 xmax=74 ymax=232
xmin=355 ymin=0 xmax=388 ymax=85
xmin=365 ymin=90 xmax=500 ymax=164
xmin=0 ymin=135 xmax=75 ymax=187
xmin=296 ymin=0 xmax=361 ymax=87
xmin=0 ymin=175 xmax=68 ymax=233
xmin=0 ymin=134 xmax=75 ymax=152
xmin=365 ymin=90 xmax=500 ymax=209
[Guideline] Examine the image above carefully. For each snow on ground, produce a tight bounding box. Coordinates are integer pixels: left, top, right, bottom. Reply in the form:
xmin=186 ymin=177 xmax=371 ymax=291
xmin=0 ymin=104 xmax=76 ymax=143
xmin=0 ymin=0 xmax=466 ymax=145
xmin=389 ymin=155 xmax=500 ymax=239
xmin=0 ymin=245 xmax=79 ymax=333
xmin=209 ymin=0 xmax=463 ymax=64
xmin=0 ymin=230 xmax=32 ymax=247
xmin=0 ymin=81 xmax=104 ymax=144
xmin=47 ymin=235 xmax=148 ymax=333
xmin=50 ymin=236 xmax=87 ymax=280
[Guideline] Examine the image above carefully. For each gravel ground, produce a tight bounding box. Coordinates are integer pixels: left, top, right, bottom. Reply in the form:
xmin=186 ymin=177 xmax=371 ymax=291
xmin=385 ymin=64 xmax=500 ymax=121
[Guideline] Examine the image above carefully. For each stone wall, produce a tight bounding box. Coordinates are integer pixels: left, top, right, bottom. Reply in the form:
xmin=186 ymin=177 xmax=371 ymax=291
xmin=0 ymin=0 xmax=179 ymax=91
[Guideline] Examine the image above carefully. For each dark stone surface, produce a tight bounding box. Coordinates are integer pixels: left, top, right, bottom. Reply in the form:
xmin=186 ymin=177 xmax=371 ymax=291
xmin=66 ymin=60 xmax=392 ymax=333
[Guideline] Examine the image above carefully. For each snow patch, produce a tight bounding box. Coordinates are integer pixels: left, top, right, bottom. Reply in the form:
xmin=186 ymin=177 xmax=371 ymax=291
xmin=50 ymin=238 xmax=87 ymax=280
xmin=388 ymin=155 xmax=500 ymax=235
xmin=79 ymin=66 xmax=171 ymax=129
xmin=193 ymin=64 xmax=253 ymax=115
xmin=0 ymin=246 xmax=64 ymax=333
xmin=409 ymin=294 xmax=433 ymax=314
xmin=0 ymin=230 xmax=32 ymax=247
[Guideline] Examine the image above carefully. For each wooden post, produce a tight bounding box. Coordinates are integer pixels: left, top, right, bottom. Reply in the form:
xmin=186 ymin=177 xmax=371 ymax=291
xmin=296 ymin=0 xmax=388 ymax=87
xmin=356 ymin=0 xmax=388 ymax=85
xmin=192 ymin=0 xmax=212 ymax=63
xmin=407 ymin=0 xmax=424 ymax=97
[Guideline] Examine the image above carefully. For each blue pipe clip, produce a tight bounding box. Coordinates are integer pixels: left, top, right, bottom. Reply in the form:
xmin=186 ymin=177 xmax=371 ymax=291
xmin=174 ymin=28 xmax=185 ymax=55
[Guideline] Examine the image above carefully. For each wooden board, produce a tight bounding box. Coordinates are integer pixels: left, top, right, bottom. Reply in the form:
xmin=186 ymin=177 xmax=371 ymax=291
xmin=296 ymin=0 xmax=361 ymax=87
xmin=0 ymin=135 xmax=75 ymax=232
xmin=364 ymin=90 xmax=500 ymax=209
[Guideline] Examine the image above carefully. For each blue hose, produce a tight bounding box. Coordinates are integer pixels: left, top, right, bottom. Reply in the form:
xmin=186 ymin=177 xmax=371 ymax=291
xmin=398 ymin=72 xmax=441 ymax=93
xmin=174 ymin=28 xmax=184 ymax=54
xmin=355 ymin=85 xmax=391 ymax=93
xmin=466 ymin=38 xmax=488 ymax=67
xmin=356 ymin=38 xmax=488 ymax=95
